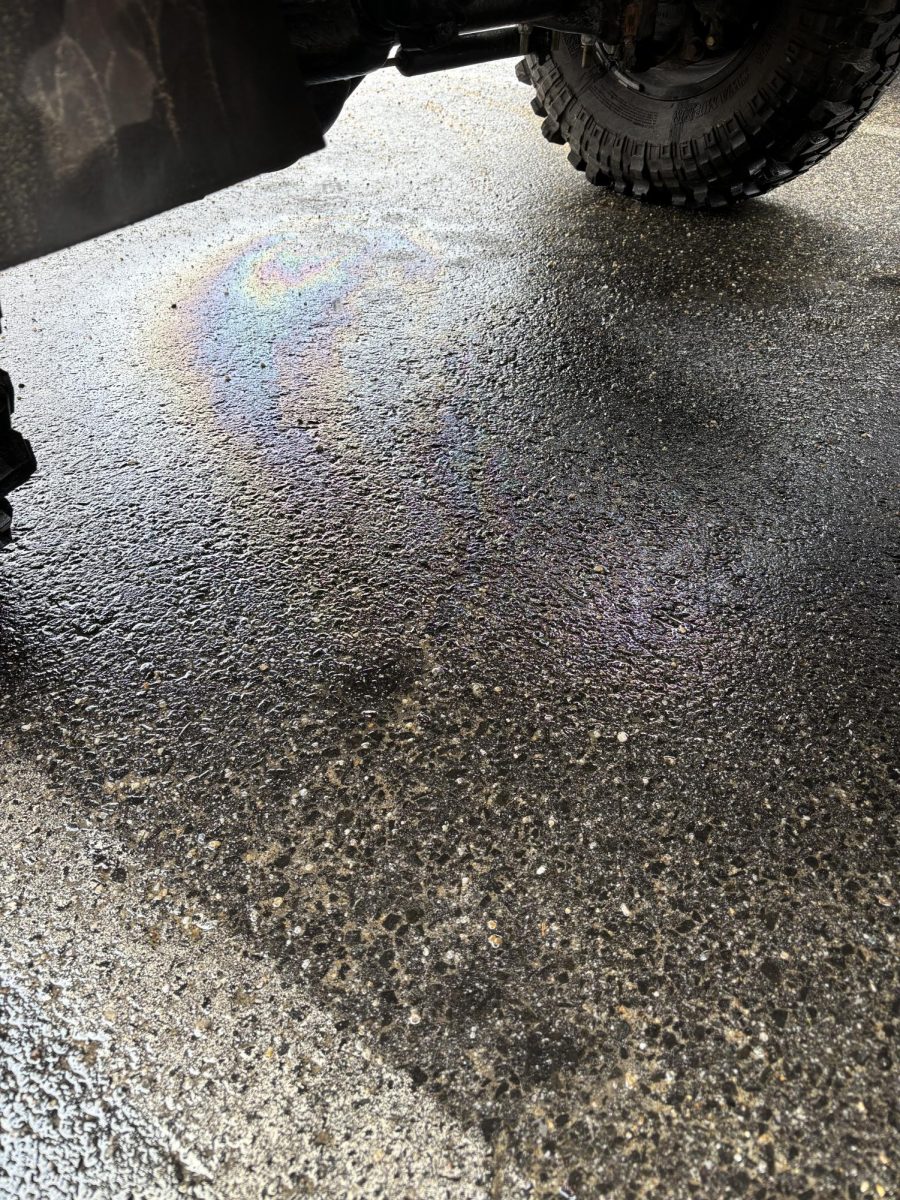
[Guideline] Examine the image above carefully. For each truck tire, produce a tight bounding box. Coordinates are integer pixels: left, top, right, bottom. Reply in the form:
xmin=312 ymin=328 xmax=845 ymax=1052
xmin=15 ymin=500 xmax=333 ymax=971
xmin=0 ymin=367 xmax=37 ymax=516
xmin=520 ymin=2 xmax=900 ymax=208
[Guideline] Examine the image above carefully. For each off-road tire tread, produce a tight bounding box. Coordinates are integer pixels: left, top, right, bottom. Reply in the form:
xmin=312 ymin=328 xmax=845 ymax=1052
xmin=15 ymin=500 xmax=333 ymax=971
xmin=0 ymin=368 xmax=36 ymax=502
xmin=520 ymin=2 xmax=900 ymax=208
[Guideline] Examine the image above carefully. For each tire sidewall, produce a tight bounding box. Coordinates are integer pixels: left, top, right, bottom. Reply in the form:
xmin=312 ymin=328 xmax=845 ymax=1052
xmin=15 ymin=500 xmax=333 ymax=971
xmin=552 ymin=9 xmax=799 ymax=145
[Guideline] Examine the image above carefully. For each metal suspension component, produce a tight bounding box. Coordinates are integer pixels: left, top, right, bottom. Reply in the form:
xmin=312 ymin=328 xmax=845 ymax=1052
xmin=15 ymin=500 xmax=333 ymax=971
xmin=287 ymin=0 xmax=755 ymax=85
xmin=285 ymin=0 xmax=561 ymax=82
xmin=391 ymin=27 xmax=523 ymax=75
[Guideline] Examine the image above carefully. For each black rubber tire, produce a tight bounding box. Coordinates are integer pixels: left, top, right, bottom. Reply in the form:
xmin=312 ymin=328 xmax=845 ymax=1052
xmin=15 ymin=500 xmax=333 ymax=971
xmin=0 ymin=497 xmax=11 ymax=542
xmin=0 ymin=368 xmax=36 ymax=500
xmin=521 ymin=2 xmax=900 ymax=208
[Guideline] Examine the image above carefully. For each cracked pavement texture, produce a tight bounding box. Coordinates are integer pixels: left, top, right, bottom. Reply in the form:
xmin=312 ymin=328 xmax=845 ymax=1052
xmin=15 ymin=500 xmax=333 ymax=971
xmin=0 ymin=63 xmax=898 ymax=1200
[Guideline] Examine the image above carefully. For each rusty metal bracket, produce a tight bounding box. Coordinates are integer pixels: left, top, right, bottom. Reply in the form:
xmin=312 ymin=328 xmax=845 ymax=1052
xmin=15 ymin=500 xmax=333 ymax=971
xmin=622 ymin=0 xmax=658 ymax=67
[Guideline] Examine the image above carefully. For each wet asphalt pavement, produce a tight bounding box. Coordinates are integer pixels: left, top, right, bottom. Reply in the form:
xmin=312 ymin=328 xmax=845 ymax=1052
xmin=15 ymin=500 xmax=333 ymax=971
xmin=1 ymin=62 xmax=899 ymax=1200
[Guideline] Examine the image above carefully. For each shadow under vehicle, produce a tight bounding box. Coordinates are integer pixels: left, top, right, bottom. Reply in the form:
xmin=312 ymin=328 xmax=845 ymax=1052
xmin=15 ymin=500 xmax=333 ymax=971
xmin=0 ymin=0 xmax=898 ymax=534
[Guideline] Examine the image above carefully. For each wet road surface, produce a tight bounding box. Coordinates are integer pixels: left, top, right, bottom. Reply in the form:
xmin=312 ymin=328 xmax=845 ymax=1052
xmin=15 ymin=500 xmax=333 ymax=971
xmin=1 ymin=63 xmax=899 ymax=1200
